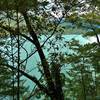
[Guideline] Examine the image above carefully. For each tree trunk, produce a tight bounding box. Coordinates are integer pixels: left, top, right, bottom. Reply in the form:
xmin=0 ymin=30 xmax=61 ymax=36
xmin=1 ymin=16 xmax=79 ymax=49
xmin=22 ymin=11 xmax=64 ymax=100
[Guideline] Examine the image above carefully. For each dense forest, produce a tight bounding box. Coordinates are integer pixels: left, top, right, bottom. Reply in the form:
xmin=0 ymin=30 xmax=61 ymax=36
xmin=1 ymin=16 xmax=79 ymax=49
xmin=0 ymin=0 xmax=100 ymax=100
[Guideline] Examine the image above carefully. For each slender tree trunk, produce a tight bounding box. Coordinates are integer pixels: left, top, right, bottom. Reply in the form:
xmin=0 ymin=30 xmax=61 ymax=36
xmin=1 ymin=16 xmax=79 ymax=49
xmin=53 ymin=64 xmax=64 ymax=100
xmin=22 ymin=11 xmax=56 ymax=96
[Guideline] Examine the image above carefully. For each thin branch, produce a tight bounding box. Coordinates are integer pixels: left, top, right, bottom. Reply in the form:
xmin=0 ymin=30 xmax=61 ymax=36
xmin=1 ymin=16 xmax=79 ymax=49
xmin=89 ymin=23 xmax=100 ymax=46
xmin=0 ymin=24 xmax=34 ymax=43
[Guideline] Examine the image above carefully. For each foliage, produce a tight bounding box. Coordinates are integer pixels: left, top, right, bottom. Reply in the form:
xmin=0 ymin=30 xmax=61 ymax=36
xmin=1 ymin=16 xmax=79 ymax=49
xmin=0 ymin=0 xmax=99 ymax=100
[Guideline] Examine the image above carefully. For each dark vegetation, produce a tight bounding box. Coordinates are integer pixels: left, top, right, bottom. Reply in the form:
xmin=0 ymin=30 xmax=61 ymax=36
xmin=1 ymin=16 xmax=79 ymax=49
xmin=0 ymin=0 xmax=100 ymax=100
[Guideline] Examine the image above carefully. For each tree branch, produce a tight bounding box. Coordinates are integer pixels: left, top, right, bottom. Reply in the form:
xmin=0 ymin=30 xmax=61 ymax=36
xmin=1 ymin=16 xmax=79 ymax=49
xmin=1 ymin=63 xmax=50 ymax=96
